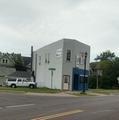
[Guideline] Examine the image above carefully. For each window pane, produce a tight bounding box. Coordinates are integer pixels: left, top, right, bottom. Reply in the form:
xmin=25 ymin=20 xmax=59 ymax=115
xmin=66 ymin=50 xmax=71 ymax=61
xmin=18 ymin=79 xmax=22 ymax=82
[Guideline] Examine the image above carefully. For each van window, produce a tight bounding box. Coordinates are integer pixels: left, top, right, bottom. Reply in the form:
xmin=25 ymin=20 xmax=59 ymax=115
xmin=8 ymin=79 xmax=16 ymax=82
xmin=23 ymin=79 xmax=28 ymax=82
xmin=18 ymin=79 xmax=22 ymax=82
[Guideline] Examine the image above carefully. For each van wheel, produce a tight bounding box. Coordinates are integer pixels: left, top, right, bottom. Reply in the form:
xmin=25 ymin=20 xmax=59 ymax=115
xmin=11 ymin=84 xmax=16 ymax=88
xmin=29 ymin=84 xmax=34 ymax=89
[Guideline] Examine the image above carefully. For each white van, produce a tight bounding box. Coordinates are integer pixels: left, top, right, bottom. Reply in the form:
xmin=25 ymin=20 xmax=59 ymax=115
xmin=6 ymin=78 xmax=37 ymax=88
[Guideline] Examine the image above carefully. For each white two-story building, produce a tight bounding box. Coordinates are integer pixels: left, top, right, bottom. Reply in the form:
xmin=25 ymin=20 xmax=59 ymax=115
xmin=32 ymin=38 xmax=90 ymax=90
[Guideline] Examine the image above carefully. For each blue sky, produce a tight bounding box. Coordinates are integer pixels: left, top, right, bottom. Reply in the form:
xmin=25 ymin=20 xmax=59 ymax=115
xmin=0 ymin=0 xmax=119 ymax=61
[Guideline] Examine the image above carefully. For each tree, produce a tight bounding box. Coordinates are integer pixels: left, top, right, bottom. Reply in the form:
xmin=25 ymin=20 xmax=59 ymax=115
xmin=89 ymin=50 xmax=119 ymax=89
xmin=12 ymin=54 xmax=26 ymax=71
xmin=95 ymin=50 xmax=115 ymax=61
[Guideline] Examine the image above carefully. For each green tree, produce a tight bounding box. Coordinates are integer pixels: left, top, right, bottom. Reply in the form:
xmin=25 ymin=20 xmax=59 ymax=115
xmin=89 ymin=51 xmax=119 ymax=89
xmin=12 ymin=53 xmax=26 ymax=71
xmin=95 ymin=50 xmax=115 ymax=61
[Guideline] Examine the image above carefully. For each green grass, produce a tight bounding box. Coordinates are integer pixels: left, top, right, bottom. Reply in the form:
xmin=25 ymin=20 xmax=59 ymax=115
xmin=1 ymin=86 xmax=119 ymax=96
xmin=0 ymin=86 xmax=61 ymax=93
xmin=66 ymin=89 xmax=119 ymax=97
xmin=89 ymin=89 xmax=119 ymax=95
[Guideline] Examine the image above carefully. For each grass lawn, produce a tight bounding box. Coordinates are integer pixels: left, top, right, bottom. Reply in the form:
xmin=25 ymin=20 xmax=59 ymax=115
xmin=66 ymin=89 xmax=119 ymax=96
xmin=0 ymin=86 xmax=61 ymax=93
xmin=0 ymin=86 xmax=119 ymax=96
xmin=88 ymin=89 xmax=119 ymax=95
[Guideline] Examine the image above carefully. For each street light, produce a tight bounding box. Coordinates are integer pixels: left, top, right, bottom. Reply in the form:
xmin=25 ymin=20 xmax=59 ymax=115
xmin=82 ymin=52 xmax=87 ymax=93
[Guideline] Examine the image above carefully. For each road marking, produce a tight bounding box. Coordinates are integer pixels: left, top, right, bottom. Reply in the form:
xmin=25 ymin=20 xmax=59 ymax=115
xmin=32 ymin=109 xmax=83 ymax=120
xmin=6 ymin=104 xmax=35 ymax=108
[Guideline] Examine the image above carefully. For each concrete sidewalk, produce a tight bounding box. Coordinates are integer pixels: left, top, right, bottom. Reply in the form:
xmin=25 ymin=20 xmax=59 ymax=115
xmin=26 ymin=92 xmax=77 ymax=97
xmin=26 ymin=91 xmax=108 ymax=97
xmin=64 ymin=91 xmax=108 ymax=96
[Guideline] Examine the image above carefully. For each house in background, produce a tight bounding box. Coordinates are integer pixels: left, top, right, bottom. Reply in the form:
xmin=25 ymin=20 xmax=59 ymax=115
xmin=8 ymin=71 xmax=31 ymax=81
xmin=0 ymin=53 xmax=16 ymax=85
xmin=0 ymin=52 xmax=31 ymax=85
xmin=32 ymin=38 xmax=90 ymax=90
xmin=90 ymin=62 xmax=103 ymax=76
xmin=0 ymin=52 xmax=15 ymax=67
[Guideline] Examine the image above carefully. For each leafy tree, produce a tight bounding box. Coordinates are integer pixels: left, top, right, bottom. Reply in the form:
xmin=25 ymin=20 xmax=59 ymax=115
xmin=90 ymin=51 xmax=119 ymax=89
xmin=14 ymin=54 xmax=23 ymax=66
xmin=12 ymin=54 xmax=26 ymax=71
xmin=95 ymin=50 xmax=115 ymax=61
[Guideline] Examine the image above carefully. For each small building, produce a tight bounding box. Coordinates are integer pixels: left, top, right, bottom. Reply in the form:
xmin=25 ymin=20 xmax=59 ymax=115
xmin=32 ymin=39 xmax=90 ymax=90
xmin=0 ymin=53 xmax=16 ymax=85
xmin=0 ymin=53 xmax=15 ymax=67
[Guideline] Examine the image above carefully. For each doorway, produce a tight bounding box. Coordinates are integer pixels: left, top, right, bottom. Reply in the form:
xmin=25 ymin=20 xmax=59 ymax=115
xmin=63 ymin=75 xmax=70 ymax=90
xmin=73 ymin=74 xmax=79 ymax=90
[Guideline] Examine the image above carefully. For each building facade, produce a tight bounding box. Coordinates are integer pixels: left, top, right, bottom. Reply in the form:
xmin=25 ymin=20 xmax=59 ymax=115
xmin=32 ymin=39 xmax=90 ymax=90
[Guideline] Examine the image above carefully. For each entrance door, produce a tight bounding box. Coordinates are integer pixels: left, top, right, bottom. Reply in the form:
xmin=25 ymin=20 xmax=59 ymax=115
xmin=63 ymin=75 xmax=70 ymax=90
xmin=73 ymin=74 xmax=79 ymax=90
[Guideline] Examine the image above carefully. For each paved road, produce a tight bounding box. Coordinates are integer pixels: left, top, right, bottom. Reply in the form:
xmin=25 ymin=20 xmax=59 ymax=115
xmin=0 ymin=93 xmax=119 ymax=120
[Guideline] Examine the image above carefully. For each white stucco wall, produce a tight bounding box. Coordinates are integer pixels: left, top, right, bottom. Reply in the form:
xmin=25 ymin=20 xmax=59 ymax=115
xmin=33 ymin=40 xmax=64 ymax=89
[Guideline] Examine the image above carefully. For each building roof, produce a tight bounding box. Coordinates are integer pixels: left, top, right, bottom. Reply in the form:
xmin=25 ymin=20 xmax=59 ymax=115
xmin=0 ymin=53 xmax=15 ymax=65
xmin=0 ymin=66 xmax=16 ymax=77
xmin=8 ymin=71 xmax=31 ymax=78
xmin=35 ymin=38 xmax=90 ymax=52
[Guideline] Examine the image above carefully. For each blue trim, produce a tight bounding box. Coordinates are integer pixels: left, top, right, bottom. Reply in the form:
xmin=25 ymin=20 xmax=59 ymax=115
xmin=72 ymin=68 xmax=89 ymax=91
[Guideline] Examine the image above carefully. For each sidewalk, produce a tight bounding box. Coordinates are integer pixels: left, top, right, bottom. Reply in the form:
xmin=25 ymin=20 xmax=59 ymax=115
xmin=26 ymin=91 xmax=107 ymax=97
xmin=64 ymin=91 xmax=108 ymax=96
xmin=26 ymin=92 xmax=77 ymax=97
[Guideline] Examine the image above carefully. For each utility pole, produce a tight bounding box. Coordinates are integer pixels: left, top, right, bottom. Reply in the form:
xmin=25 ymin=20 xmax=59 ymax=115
xmin=31 ymin=46 xmax=33 ymax=71
xmin=82 ymin=52 xmax=87 ymax=93
xmin=96 ymin=70 xmax=99 ymax=89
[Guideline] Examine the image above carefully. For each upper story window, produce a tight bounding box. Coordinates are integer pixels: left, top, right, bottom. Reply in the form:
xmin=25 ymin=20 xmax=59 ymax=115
xmin=2 ymin=59 xmax=8 ymax=64
xmin=45 ymin=53 xmax=50 ymax=64
xmin=3 ymin=59 xmax=5 ymax=63
xmin=47 ymin=53 xmax=50 ymax=64
xmin=80 ymin=52 xmax=85 ymax=65
xmin=66 ymin=50 xmax=71 ymax=62
xmin=6 ymin=59 xmax=8 ymax=63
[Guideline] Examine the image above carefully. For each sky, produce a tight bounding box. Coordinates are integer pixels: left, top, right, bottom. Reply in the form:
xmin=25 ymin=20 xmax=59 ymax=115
xmin=0 ymin=0 xmax=119 ymax=61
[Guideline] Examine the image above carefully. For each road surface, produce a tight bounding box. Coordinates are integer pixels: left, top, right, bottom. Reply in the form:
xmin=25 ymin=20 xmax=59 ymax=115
xmin=0 ymin=93 xmax=119 ymax=120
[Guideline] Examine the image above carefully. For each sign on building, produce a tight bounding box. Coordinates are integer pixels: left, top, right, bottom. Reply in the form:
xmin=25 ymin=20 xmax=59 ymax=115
xmin=56 ymin=48 xmax=62 ymax=57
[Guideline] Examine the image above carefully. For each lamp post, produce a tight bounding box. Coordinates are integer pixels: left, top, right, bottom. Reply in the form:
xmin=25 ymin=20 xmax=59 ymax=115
xmin=82 ymin=52 xmax=87 ymax=93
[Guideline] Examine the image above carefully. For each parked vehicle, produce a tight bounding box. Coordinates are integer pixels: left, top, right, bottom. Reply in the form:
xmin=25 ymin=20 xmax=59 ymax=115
xmin=5 ymin=78 xmax=37 ymax=88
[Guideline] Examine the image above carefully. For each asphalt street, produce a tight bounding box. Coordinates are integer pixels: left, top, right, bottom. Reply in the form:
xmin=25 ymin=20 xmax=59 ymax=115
xmin=0 ymin=93 xmax=119 ymax=120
